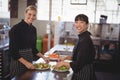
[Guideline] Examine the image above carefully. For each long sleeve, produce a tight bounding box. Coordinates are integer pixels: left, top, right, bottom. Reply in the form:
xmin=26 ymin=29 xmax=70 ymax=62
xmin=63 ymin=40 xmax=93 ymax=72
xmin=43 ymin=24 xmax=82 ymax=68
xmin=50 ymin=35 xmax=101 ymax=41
xmin=31 ymin=27 xmax=39 ymax=55
xmin=9 ymin=20 xmax=39 ymax=60
xmin=9 ymin=27 xmax=21 ymax=60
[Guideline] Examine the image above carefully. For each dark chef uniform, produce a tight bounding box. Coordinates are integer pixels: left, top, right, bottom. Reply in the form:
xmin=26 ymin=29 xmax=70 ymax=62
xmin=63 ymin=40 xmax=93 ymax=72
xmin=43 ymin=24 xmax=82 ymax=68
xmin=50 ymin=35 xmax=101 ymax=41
xmin=70 ymin=31 xmax=97 ymax=80
xmin=9 ymin=20 xmax=39 ymax=78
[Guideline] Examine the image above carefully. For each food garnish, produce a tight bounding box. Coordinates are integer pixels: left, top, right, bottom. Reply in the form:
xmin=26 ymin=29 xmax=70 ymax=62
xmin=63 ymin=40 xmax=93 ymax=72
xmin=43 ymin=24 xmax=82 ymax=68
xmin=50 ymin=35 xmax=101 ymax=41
xmin=34 ymin=63 xmax=50 ymax=69
xmin=48 ymin=53 xmax=59 ymax=58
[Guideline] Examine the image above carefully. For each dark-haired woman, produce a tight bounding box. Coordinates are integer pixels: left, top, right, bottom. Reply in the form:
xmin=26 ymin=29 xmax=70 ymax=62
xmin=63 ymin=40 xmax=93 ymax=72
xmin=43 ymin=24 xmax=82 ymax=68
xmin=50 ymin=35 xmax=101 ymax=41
xmin=54 ymin=14 xmax=96 ymax=80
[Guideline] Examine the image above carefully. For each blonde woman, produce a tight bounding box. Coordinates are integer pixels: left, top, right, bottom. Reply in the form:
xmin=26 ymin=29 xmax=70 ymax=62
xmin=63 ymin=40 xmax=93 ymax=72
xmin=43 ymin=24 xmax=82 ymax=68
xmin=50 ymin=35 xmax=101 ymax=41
xmin=9 ymin=5 xmax=49 ymax=78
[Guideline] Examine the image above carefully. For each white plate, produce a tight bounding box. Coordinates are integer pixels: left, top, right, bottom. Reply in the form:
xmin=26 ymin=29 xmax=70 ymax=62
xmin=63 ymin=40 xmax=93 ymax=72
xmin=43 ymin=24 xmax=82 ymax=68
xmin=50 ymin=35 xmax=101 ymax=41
xmin=35 ymin=67 xmax=50 ymax=70
xmin=64 ymin=60 xmax=72 ymax=62
xmin=49 ymin=57 xmax=58 ymax=60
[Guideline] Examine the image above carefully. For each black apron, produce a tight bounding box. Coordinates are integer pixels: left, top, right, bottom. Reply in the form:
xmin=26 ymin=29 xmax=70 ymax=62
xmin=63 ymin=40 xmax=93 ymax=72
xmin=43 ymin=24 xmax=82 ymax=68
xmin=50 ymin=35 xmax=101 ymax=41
xmin=71 ymin=64 xmax=96 ymax=80
xmin=10 ymin=49 xmax=34 ymax=78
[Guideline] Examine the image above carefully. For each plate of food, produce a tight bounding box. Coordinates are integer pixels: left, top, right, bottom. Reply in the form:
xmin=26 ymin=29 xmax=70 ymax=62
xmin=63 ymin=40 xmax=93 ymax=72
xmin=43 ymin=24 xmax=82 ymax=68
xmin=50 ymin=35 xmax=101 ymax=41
xmin=33 ymin=62 xmax=51 ymax=70
xmin=53 ymin=65 xmax=69 ymax=72
xmin=48 ymin=53 xmax=59 ymax=60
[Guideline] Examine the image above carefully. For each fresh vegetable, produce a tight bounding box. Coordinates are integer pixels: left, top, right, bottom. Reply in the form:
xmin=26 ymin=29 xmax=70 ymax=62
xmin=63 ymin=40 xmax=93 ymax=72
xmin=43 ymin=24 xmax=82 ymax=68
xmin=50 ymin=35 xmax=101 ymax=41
xmin=53 ymin=65 xmax=69 ymax=71
xmin=48 ymin=53 xmax=59 ymax=58
xmin=33 ymin=63 xmax=50 ymax=69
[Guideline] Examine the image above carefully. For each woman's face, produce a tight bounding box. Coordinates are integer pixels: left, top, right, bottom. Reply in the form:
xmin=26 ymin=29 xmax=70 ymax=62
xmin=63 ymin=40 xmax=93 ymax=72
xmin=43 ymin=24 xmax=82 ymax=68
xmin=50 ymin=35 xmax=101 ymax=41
xmin=24 ymin=10 xmax=37 ymax=24
xmin=74 ymin=20 xmax=88 ymax=33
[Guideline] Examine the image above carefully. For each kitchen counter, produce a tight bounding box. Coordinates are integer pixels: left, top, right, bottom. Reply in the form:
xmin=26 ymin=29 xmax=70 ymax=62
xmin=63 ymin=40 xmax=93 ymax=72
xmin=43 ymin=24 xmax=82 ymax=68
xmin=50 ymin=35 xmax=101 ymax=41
xmin=44 ymin=44 xmax=74 ymax=55
xmin=11 ymin=44 xmax=120 ymax=80
xmin=12 ymin=61 xmax=73 ymax=80
xmin=0 ymin=37 xmax=9 ymax=79
xmin=12 ymin=44 xmax=74 ymax=80
xmin=0 ymin=37 xmax=9 ymax=50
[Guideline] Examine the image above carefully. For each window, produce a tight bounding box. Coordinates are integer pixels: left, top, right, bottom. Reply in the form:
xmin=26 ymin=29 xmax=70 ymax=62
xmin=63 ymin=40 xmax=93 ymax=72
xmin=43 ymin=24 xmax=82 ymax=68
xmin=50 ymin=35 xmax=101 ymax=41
xmin=0 ymin=0 xmax=10 ymax=18
xmin=37 ymin=0 xmax=61 ymax=21
xmin=0 ymin=0 xmax=9 ymax=12
xmin=70 ymin=0 xmax=87 ymax=5
xmin=37 ymin=0 xmax=120 ymax=23
xmin=37 ymin=0 xmax=49 ymax=20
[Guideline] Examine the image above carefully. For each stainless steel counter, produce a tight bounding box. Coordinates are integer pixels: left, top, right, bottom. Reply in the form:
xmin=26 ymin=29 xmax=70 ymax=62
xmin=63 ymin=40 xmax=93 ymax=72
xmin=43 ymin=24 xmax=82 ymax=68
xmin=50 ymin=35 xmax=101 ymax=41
xmin=0 ymin=38 xmax=9 ymax=50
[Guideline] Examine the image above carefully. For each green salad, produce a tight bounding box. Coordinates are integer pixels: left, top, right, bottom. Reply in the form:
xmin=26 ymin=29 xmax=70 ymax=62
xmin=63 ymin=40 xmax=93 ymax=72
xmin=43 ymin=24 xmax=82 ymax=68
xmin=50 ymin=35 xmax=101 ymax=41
xmin=34 ymin=63 xmax=50 ymax=69
xmin=53 ymin=65 xmax=69 ymax=71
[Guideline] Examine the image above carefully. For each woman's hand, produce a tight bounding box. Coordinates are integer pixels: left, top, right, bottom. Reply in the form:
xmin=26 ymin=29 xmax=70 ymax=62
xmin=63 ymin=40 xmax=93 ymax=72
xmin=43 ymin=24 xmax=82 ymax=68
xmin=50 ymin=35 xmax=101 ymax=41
xmin=42 ymin=56 xmax=49 ymax=63
xmin=54 ymin=61 xmax=70 ymax=69
xmin=58 ymin=55 xmax=72 ymax=62
xmin=37 ymin=53 xmax=49 ymax=63
xmin=57 ymin=56 xmax=65 ymax=62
